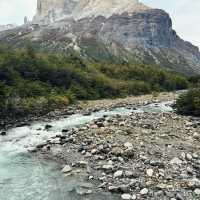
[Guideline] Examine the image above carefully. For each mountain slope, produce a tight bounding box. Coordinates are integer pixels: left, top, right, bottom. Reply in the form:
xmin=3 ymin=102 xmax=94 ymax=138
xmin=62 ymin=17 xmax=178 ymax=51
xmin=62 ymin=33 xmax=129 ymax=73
xmin=0 ymin=0 xmax=200 ymax=75
xmin=0 ymin=44 xmax=189 ymax=119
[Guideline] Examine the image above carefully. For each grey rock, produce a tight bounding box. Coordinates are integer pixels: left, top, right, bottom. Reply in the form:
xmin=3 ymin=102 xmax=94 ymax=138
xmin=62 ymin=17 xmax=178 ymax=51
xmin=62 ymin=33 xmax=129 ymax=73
xmin=108 ymin=186 xmax=119 ymax=192
xmin=176 ymin=193 xmax=185 ymax=200
xmin=27 ymin=147 xmax=37 ymax=153
xmin=102 ymin=164 xmax=114 ymax=170
xmin=186 ymin=153 xmax=193 ymax=161
xmin=193 ymin=132 xmax=200 ymax=140
xmin=78 ymin=161 xmax=88 ymax=167
xmin=75 ymin=187 xmax=93 ymax=195
xmin=124 ymin=142 xmax=133 ymax=149
xmin=140 ymin=188 xmax=148 ymax=195
xmin=123 ymin=149 xmax=135 ymax=157
xmin=192 ymin=153 xmax=199 ymax=159
xmin=119 ymin=184 xmax=130 ymax=193
xmin=187 ymin=178 xmax=200 ymax=189
xmin=124 ymin=171 xmax=134 ymax=178
xmin=170 ymin=157 xmax=183 ymax=165
xmin=121 ymin=194 xmax=132 ymax=200
xmin=114 ymin=170 xmax=123 ymax=178
xmin=194 ymin=188 xmax=200 ymax=195
xmin=155 ymin=190 xmax=164 ymax=197
xmin=61 ymin=165 xmax=72 ymax=173
xmin=111 ymin=147 xmax=123 ymax=156
xmin=132 ymin=195 xmax=137 ymax=200
xmin=150 ymin=160 xmax=164 ymax=167
xmin=0 ymin=131 xmax=6 ymax=136
xmin=146 ymin=168 xmax=154 ymax=177
xmin=45 ymin=124 xmax=52 ymax=130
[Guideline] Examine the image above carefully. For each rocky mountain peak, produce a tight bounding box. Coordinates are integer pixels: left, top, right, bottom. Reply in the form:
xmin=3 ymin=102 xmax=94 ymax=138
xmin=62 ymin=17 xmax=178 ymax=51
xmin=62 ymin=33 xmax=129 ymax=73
xmin=1 ymin=0 xmax=200 ymax=75
xmin=34 ymin=0 xmax=149 ymax=23
xmin=72 ymin=0 xmax=149 ymax=19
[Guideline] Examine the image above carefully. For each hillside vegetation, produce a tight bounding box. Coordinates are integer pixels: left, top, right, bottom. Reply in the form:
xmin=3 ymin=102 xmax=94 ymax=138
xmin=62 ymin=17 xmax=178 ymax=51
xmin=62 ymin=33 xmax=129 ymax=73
xmin=0 ymin=45 xmax=189 ymax=118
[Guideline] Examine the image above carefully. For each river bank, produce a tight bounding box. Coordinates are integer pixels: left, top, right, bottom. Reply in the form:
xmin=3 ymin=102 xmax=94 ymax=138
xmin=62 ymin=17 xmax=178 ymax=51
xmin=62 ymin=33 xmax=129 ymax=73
xmin=0 ymin=91 xmax=178 ymax=131
xmin=27 ymin=91 xmax=198 ymax=200
xmin=2 ymin=91 xmax=200 ymax=199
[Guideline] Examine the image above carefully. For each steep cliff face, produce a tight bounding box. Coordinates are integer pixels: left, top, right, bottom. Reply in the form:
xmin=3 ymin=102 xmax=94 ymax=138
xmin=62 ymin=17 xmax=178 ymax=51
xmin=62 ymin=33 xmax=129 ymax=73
xmin=72 ymin=0 xmax=149 ymax=19
xmin=33 ymin=0 xmax=149 ymax=22
xmin=34 ymin=0 xmax=69 ymax=22
xmin=0 ymin=0 xmax=200 ymax=75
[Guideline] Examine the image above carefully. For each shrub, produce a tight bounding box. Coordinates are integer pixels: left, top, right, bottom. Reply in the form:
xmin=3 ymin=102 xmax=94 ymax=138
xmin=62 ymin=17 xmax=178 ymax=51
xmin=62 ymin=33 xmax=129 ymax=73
xmin=47 ymin=95 xmax=70 ymax=109
xmin=175 ymin=88 xmax=200 ymax=116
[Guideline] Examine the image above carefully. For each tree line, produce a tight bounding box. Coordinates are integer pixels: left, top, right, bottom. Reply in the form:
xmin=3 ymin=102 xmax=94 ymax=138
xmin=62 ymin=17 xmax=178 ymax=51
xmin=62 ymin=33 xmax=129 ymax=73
xmin=0 ymin=44 xmax=189 ymax=118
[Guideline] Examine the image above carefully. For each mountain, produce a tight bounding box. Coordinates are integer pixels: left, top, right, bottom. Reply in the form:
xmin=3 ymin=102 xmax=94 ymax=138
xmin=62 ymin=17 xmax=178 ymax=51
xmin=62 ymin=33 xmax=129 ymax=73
xmin=0 ymin=24 xmax=16 ymax=32
xmin=0 ymin=0 xmax=200 ymax=75
xmin=34 ymin=0 xmax=149 ymax=22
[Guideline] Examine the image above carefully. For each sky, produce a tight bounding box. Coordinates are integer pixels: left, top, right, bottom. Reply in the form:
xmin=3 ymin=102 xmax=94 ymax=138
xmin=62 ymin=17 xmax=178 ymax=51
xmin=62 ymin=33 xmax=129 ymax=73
xmin=0 ymin=0 xmax=199 ymax=48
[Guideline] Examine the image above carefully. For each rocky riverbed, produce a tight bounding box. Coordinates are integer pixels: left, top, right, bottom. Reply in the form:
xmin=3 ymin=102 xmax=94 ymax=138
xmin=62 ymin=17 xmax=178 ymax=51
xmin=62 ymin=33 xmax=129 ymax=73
xmin=0 ymin=91 xmax=176 ymax=130
xmin=28 ymin=91 xmax=199 ymax=200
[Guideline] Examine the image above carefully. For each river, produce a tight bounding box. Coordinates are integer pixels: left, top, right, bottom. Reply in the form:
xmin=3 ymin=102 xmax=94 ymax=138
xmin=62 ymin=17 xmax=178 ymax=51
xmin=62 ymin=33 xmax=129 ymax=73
xmin=0 ymin=101 xmax=173 ymax=200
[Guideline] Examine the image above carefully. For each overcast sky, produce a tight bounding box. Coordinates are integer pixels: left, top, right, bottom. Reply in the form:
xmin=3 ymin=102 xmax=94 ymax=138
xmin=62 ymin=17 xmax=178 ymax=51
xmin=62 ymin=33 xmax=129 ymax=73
xmin=0 ymin=0 xmax=199 ymax=47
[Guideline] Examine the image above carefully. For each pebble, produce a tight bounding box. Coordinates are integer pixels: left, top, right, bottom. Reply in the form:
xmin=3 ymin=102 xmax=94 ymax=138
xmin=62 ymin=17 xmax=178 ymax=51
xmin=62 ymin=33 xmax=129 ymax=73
xmin=61 ymin=165 xmax=72 ymax=173
xmin=193 ymin=132 xmax=200 ymax=140
xmin=102 ymin=164 xmax=113 ymax=170
xmin=76 ymin=188 xmax=93 ymax=195
xmin=186 ymin=153 xmax=193 ymax=161
xmin=91 ymin=149 xmax=98 ymax=154
xmin=45 ymin=124 xmax=52 ymax=130
xmin=176 ymin=193 xmax=184 ymax=200
xmin=140 ymin=188 xmax=148 ymax=195
xmin=119 ymin=184 xmax=130 ymax=193
xmin=27 ymin=147 xmax=37 ymax=153
xmin=124 ymin=142 xmax=133 ymax=149
xmin=187 ymin=178 xmax=200 ymax=188
xmin=194 ymin=188 xmax=200 ymax=195
xmin=78 ymin=161 xmax=88 ymax=167
xmin=132 ymin=195 xmax=137 ymax=200
xmin=121 ymin=194 xmax=132 ymax=200
xmin=170 ymin=157 xmax=183 ymax=165
xmin=114 ymin=170 xmax=123 ymax=178
xmin=192 ymin=153 xmax=198 ymax=159
xmin=0 ymin=131 xmax=6 ymax=136
xmin=88 ymin=176 xmax=94 ymax=180
xmin=86 ymin=190 xmax=93 ymax=194
xmin=146 ymin=169 xmax=154 ymax=177
xmin=124 ymin=171 xmax=134 ymax=178
xmin=108 ymin=186 xmax=119 ymax=192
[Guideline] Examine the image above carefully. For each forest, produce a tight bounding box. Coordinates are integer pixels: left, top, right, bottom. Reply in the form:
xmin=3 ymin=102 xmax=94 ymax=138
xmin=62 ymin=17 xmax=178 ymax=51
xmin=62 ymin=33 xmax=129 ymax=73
xmin=0 ymin=44 xmax=189 ymax=118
